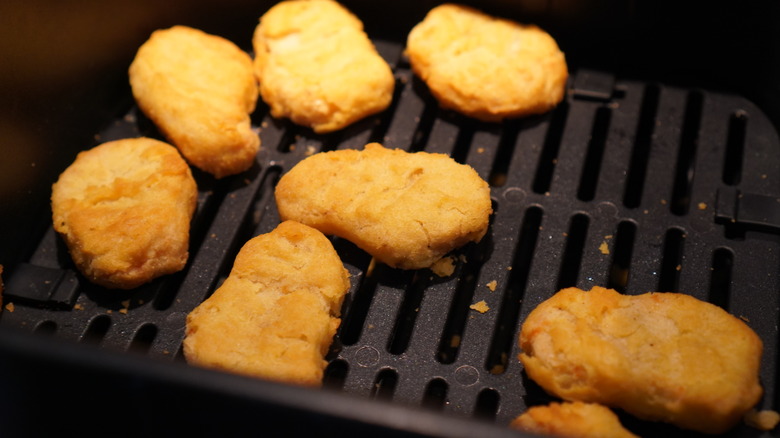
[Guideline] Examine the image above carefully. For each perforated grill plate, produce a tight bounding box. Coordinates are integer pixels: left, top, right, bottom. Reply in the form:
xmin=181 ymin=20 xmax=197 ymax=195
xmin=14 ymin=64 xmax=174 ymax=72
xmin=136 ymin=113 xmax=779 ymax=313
xmin=2 ymin=39 xmax=779 ymax=437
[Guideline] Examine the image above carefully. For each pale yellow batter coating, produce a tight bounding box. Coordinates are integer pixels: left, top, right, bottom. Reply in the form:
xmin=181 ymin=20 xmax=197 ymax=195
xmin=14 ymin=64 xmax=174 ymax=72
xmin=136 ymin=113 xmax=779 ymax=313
xmin=519 ymin=286 xmax=764 ymax=434
xmin=253 ymin=0 xmax=395 ymax=133
xmin=406 ymin=3 xmax=568 ymax=122
xmin=129 ymin=25 xmax=259 ymax=178
xmin=183 ymin=221 xmax=350 ymax=386
xmin=51 ymin=138 xmax=197 ymax=289
xmin=274 ymin=143 xmax=492 ymax=270
xmin=510 ymin=401 xmax=638 ymax=438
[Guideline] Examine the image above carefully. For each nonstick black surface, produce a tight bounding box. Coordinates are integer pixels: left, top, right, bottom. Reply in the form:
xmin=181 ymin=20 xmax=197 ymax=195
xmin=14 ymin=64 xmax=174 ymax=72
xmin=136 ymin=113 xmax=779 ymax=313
xmin=1 ymin=1 xmax=779 ymax=437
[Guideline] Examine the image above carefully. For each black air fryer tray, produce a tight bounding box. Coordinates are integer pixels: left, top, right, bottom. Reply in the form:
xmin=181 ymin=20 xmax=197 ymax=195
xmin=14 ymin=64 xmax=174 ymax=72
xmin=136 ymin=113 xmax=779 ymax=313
xmin=1 ymin=3 xmax=779 ymax=438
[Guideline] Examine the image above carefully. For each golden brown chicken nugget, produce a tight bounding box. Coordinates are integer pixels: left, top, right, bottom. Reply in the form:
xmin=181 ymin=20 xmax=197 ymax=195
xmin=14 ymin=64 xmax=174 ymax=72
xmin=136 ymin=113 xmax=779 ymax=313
xmin=51 ymin=138 xmax=197 ymax=289
xmin=253 ymin=0 xmax=395 ymax=133
xmin=510 ymin=401 xmax=638 ymax=438
xmin=129 ymin=25 xmax=259 ymax=178
xmin=406 ymin=3 xmax=568 ymax=122
xmin=519 ymin=286 xmax=763 ymax=434
xmin=183 ymin=220 xmax=350 ymax=386
xmin=274 ymin=143 xmax=492 ymax=269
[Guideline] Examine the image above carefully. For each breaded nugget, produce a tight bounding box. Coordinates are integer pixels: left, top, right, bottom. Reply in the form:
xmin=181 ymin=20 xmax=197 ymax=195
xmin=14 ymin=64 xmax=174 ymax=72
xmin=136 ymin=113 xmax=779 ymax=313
xmin=274 ymin=143 xmax=492 ymax=269
xmin=510 ymin=401 xmax=638 ymax=438
xmin=51 ymin=138 xmax=197 ymax=289
xmin=518 ymin=286 xmax=763 ymax=434
xmin=183 ymin=220 xmax=350 ymax=386
xmin=129 ymin=25 xmax=259 ymax=178
xmin=253 ymin=0 xmax=395 ymax=133
xmin=406 ymin=4 xmax=568 ymax=122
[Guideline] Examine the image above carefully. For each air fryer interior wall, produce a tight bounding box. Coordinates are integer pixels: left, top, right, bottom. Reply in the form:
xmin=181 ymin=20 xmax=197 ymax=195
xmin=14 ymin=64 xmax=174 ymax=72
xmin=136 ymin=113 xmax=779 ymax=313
xmin=1 ymin=1 xmax=779 ymax=437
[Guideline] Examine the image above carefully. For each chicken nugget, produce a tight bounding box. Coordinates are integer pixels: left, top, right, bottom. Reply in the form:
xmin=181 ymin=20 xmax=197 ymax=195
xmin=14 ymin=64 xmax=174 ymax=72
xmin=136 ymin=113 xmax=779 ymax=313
xmin=519 ymin=286 xmax=763 ymax=434
xmin=51 ymin=138 xmax=197 ymax=289
xmin=406 ymin=4 xmax=568 ymax=122
xmin=275 ymin=143 xmax=492 ymax=269
xmin=183 ymin=220 xmax=350 ymax=386
xmin=253 ymin=0 xmax=395 ymax=133
xmin=510 ymin=401 xmax=638 ymax=438
xmin=129 ymin=25 xmax=259 ymax=178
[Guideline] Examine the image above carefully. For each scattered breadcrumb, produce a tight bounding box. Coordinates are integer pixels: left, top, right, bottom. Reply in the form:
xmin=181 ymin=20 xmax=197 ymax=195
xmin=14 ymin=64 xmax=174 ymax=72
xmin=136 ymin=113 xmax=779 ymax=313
xmin=4 ymin=302 xmax=14 ymax=313
xmin=450 ymin=335 xmax=461 ymax=348
xmin=489 ymin=353 xmax=508 ymax=374
xmin=73 ymin=303 xmax=85 ymax=311
xmin=599 ymin=241 xmax=610 ymax=255
xmin=477 ymin=147 xmax=485 ymax=154
xmin=698 ymin=202 xmax=707 ymax=210
xmin=605 ymin=235 xmax=612 ymax=239
xmin=676 ymin=264 xmax=682 ymax=271
xmin=119 ymin=308 xmax=128 ymax=315
xmin=470 ymin=300 xmax=489 ymax=313
xmin=660 ymin=199 xmax=667 ymax=205
xmin=744 ymin=409 xmax=780 ymax=431
xmin=430 ymin=256 xmax=456 ymax=277
xmin=305 ymin=145 xmax=316 ymax=156
xmin=486 ymin=280 xmax=497 ymax=291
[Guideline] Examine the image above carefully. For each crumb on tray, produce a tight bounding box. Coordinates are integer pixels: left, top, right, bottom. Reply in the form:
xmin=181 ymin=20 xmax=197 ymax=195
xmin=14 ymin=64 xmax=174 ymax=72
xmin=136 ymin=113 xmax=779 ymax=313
xmin=470 ymin=300 xmax=489 ymax=313
xmin=430 ymin=256 xmax=456 ymax=277
xmin=744 ymin=409 xmax=780 ymax=431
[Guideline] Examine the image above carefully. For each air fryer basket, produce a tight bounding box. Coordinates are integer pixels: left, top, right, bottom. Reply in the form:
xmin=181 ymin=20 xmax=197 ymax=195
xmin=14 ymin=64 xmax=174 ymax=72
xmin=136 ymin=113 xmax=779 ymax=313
xmin=0 ymin=1 xmax=778 ymax=437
